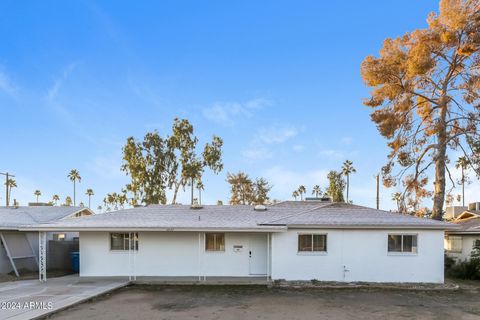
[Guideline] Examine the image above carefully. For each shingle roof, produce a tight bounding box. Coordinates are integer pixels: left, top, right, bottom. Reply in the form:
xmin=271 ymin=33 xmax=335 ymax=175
xmin=19 ymin=202 xmax=454 ymax=231
xmin=19 ymin=205 xmax=294 ymax=231
xmin=0 ymin=206 xmax=92 ymax=230
xmin=262 ymin=203 xmax=454 ymax=229
xmin=448 ymin=217 xmax=480 ymax=234
xmin=271 ymin=200 xmax=332 ymax=208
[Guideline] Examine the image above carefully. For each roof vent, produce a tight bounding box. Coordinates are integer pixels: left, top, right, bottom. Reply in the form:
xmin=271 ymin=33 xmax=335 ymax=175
xmin=190 ymin=203 xmax=203 ymax=210
xmin=305 ymin=197 xmax=332 ymax=202
xmin=254 ymin=204 xmax=267 ymax=211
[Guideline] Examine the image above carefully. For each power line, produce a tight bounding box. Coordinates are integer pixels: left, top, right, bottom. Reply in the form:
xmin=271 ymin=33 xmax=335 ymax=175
xmin=0 ymin=172 xmax=15 ymax=207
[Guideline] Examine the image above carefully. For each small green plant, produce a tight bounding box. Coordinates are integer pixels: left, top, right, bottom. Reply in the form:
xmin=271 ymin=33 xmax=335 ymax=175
xmin=444 ymin=254 xmax=456 ymax=270
xmin=310 ymin=279 xmax=320 ymax=285
xmin=446 ymin=241 xmax=480 ymax=280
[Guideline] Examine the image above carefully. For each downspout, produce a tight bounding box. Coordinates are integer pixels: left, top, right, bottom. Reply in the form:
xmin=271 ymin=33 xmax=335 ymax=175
xmin=202 ymin=232 xmax=206 ymax=281
xmin=133 ymin=232 xmax=136 ymax=281
xmin=266 ymin=233 xmax=270 ymax=281
xmin=128 ymin=232 xmax=131 ymax=281
xmin=198 ymin=232 xmax=201 ymax=281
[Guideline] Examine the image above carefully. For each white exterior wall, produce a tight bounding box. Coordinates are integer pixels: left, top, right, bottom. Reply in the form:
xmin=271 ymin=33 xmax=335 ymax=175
xmin=79 ymin=231 xmax=267 ymax=277
xmin=271 ymin=229 xmax=444 ymax=283
xmin=445 ymin=234 xmax=480 ymax=261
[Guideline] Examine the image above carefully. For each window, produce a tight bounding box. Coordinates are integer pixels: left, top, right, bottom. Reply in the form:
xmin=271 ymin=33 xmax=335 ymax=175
xmin=110 ymin=233 xmax=138 ymax=251
xmin=53 ymin=233 xmax=66 ymax=241
xmin=445 ymin=235 xmax=462 ymax=253
xmin=388 ymin=234 xmax=417 ymax=253
xmin=205 ymin=233 xmax=225 ymax=251
xmin=298 ymin=234 xmax=327 ymax=252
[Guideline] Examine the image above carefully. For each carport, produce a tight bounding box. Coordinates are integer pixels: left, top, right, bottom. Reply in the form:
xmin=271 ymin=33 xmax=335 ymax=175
xmin=0 ymin=206 xmax=94 ymax=279
xmin=0 ymin=274 xmax=128 ymax=320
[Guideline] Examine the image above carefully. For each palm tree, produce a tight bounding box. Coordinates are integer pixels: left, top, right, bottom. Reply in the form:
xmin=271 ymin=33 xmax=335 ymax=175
xmin=312 ymin=185 xmax=322 ymax=198
xmin=5 ymin=179 xmax=17 ymax=205
xmin=85 ymin=188 xmax=94 ymax=208
xmin=34 ymin=190 xmax=41 ymax=203
xmin=52 ymin=194 xmax=60 ymax=205
xmin=292 ymin=190 xmax=299 ymax=201
xmin=64 ymin=196 xmax=73 ymax=206
xmin=455 ymin=156 xmax=470 ymax=207
xmin=342 ymin=160 xmax=356 ymax=203
xmin=97 ymin=205 xmax=103 ymax=212
xmin=68 ymin=169 xmax=82 ymax=206
xmin=298 ymin=185 xmax=306 ymax=201
xmin=196 ymin=181 xmax=204 ymax=205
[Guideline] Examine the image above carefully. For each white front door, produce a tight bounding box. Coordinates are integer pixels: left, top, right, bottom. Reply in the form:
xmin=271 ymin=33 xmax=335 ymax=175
xmin=249 ymin=234 xmax=268 ymax=275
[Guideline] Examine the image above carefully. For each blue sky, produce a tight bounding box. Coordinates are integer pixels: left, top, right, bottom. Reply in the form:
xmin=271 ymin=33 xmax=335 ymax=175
xmin=0 ymin=0 xmax=474 ymax=210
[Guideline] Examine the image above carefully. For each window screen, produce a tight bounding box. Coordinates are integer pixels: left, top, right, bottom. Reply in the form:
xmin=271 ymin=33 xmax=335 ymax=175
xmin=298 ymin=234 xmax=327 ymax=252
xmin=388 ymin=234 xmax=417 ymax=253
xmin=110 ymin=233 xmax=139 ymax=251
xmin=205 ymin=233 xmax=225 ymax=251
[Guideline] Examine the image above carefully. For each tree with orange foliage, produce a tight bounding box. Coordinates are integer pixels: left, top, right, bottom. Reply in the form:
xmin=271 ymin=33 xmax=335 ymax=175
xmin=361 ymin=0 xmax=480 ymax=220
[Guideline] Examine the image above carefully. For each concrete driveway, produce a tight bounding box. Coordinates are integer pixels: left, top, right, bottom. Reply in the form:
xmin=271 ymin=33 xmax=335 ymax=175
xmin=0 ymin=275 xmax=128 ymax=320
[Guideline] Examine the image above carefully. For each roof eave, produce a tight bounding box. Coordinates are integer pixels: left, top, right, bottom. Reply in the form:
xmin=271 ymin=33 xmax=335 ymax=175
xmin=280 ymin=224 xmax=454 ymax=230
xmin=18 ymin=226 xmax=287 ymax=232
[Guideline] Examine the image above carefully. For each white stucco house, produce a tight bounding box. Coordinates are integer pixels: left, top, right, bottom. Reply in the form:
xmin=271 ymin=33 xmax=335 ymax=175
xmin=0 ymin=206 xmax=94 ymax=276
xmin=22 ymin=201 xmax=452 ymax=283
xmin=445 ymin=210 xmax=480 ymax=261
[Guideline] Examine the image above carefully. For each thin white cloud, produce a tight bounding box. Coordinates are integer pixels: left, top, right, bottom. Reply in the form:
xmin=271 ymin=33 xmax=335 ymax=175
xmin=318 ymin=149 xmax=345 ymax=159
xmin=242 ymin=146 xmax=273 ymax=161
xmin=47 ymin=63 xmax=78 ymax=102
xmin=243 ymin=125 xmax=299 ymax=161
xmin=292 ymin=144 xmax=305 ymax=152
xmin=341 ymin=137 xmax=353 ymax=145
xmin=262 ymin=165 xmax=329 ymax=199
xmin=257 ymin=126 xmax=298 ymax=144
xmin=0 ymin=70 xmax=18 ymax=98
xmin=87 ymin=154 xmax=125 ymax=180
xmin=317 ymin=148 xmax=359 ymax=160
xmin=202 ymin=98 xmax=272 ymax=126
xmin=127 ymin=78 xmax=170 ymax=110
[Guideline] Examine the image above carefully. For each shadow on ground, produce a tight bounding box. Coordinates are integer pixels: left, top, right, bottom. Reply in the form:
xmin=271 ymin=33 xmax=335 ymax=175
xmin=46 ymin=280 xmax=480 ymax=320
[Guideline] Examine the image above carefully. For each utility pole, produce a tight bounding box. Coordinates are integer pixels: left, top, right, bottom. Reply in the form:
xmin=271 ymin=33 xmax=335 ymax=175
xmin=375 ymin=174 xmax=380 ymax=210
xmin=0 ymin=172 xmax=15 ymax=207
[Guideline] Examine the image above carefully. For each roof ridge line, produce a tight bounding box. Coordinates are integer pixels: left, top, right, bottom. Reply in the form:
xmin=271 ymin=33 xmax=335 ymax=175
xmin=260 ymin=203 xmax=334 ymax=225
xmin=25 ymin=210 xmax=40 ymax=224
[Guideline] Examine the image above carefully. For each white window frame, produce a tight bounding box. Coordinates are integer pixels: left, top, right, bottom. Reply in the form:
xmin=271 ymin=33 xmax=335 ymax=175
xmin=387 ymin=233 xmax=418 ymax=255
xmin=205 ymin=233 xmax=225 ymax=252
xmin=297 ymin=233 xmax=328 ymax=255
xmin=109 ymin=232 xmax=139 ymax=251
xmin=445 ymin=235 xmax=462 ymax=253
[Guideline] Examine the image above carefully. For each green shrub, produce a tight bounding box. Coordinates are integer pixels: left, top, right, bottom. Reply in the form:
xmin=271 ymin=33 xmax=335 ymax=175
xmin=445 ymin=241 xmax=480 ymax=280
xmin=444 ymin=254 xmax=456 ymax=270
xmin=447 ymin=259 xmax=480 ymax=279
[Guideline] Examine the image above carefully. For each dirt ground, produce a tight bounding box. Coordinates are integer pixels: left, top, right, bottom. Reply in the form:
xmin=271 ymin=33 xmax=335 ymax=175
xmin=47 ymin=284 xmax=480 ymax=320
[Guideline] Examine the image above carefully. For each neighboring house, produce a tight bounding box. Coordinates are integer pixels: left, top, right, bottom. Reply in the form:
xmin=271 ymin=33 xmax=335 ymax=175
xmin=445 ymin=210 xmax=480 ymax=261
xmin=23 ymin=201 xmax=452 ymax=283
xmin=0 ymin=206 xmax=94 ymax=276
xmin=444 ymin=206 xmax=468 ymax=220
